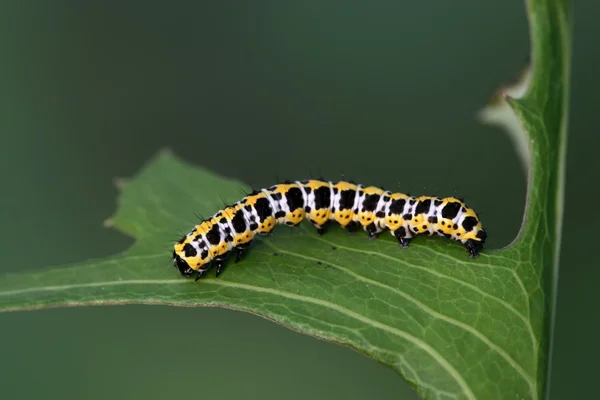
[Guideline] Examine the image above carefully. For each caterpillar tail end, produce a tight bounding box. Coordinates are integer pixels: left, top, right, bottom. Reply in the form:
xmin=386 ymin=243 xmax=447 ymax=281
xmin=464 ymin=229 xmax=487 ymax=258
xmin=464 ymin=239 xmax=483 ymax=258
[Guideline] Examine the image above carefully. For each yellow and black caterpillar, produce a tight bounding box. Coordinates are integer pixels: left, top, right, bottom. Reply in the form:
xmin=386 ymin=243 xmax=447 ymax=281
xmin=173 ymin=180 xmax=487 ymax=280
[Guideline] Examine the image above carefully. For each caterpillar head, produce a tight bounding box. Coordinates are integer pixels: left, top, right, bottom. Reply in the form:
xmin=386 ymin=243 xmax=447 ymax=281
xmin=173 ymin=237 xmax=214 ymax=278
xmin=172 ymin=251 xmax=195 ymax=277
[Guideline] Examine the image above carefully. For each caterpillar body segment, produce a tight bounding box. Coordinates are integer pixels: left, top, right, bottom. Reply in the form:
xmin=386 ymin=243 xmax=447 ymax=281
xmin=172 ymin=180 xmax=487 ymax=279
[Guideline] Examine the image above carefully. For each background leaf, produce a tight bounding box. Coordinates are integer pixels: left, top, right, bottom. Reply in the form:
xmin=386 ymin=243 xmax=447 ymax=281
xmin=0 ymin=0 xmax=570 ymax=399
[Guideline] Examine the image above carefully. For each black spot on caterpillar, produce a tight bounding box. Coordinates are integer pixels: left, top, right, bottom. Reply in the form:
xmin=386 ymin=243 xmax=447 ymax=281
xmin=172 ymin=180 xmax=487 ymax=280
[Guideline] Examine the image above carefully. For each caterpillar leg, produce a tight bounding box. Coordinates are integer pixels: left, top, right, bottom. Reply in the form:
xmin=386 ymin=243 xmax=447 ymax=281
xmin=215 ymin=260 xmax=226 ymax=277
xmin=308 ymin=207 xmax=330 ymax=236
xmin=214 ymin=251 xmax=231 ymax=277
xmin=366 ymin=223 xmax=380 ymax=240
xmin=235 ymin=242 xmax=251 ymax=263
xmin=285 ymin=221 xmax=301 ymax=227
xmin=309 ymin=219 xmax=328 ymax=236
xmin=365 ymin=219 xmax=386 ymax=240
xmin=344 ymin=221 xmax=359 ymax=233
xmin=194 ymin=264 xmax=212 ymax=282
xmin=392 ymin=227 xmax=412 ymax=248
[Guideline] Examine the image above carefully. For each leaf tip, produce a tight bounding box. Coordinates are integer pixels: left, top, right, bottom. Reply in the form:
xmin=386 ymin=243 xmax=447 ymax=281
xmin=476 ymin=63 xmax=533 ymax=172
xmin=159 ymin=147 xmax=174 ymax=158
xmin=476 ymin=63 xmax=532 ymax=120
xmin=113 ymin=177 xmax=126 ymax=189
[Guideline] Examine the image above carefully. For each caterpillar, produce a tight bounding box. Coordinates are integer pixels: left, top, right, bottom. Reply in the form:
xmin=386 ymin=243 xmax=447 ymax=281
xmin=172 ymin=180 xmax=487 ymax=280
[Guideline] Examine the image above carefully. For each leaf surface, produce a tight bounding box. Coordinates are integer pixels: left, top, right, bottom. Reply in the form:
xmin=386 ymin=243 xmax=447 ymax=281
xmin=0 ymin=1 xmax=570 ymax=399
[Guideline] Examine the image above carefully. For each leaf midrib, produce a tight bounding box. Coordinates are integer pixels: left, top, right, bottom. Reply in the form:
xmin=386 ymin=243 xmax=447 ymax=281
xmin=0 ymin=237 xmax=538 ymax=398
xmin=0 ymin=275 xmax=477 ymax=399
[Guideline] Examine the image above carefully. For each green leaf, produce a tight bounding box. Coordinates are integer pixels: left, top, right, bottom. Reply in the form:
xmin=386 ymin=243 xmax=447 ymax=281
xmin=0 ymin=0 xmax=570 ymax=399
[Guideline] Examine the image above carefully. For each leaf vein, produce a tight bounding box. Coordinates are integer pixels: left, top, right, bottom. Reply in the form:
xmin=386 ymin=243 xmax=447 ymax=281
xmin=0 ymin=277 xmax=476 ymax=399
xmin=266 ymin=242 xmax=535 ymax=391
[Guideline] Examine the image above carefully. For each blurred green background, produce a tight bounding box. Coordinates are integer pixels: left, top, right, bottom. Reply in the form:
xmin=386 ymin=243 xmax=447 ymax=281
xmin=0 ymin=1 xmax=594 ymax=399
